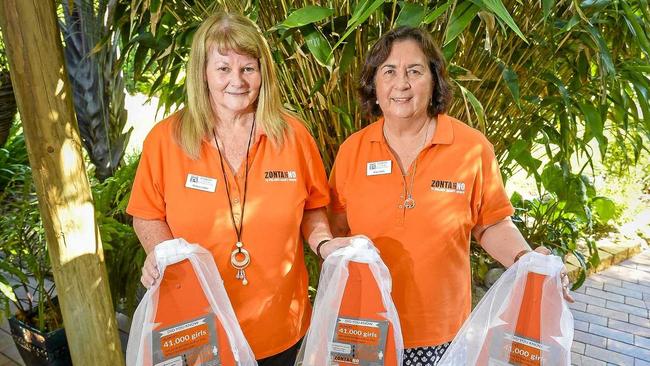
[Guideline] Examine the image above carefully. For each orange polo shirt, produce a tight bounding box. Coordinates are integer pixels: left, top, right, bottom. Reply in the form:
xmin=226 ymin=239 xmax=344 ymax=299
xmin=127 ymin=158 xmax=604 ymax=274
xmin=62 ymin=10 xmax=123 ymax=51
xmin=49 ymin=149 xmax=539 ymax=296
xmin=127 ymin=111 xmax=329 ymax=359
xmin=329 ymin=114 xmax=514 ymax=348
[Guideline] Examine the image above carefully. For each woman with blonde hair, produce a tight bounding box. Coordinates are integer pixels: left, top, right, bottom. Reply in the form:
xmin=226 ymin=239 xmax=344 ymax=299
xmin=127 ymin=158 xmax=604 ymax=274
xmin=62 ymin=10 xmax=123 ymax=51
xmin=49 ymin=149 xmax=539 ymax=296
xmin=128 ymin=11 xmax=352 ymax=364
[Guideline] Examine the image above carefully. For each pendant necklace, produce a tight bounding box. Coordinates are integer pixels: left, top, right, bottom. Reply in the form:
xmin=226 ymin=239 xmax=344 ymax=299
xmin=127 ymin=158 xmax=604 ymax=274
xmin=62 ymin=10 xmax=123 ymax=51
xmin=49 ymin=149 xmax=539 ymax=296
xmin=387 ymin=119 xmax=430 ymax=210
xmin=213 ymin=118 xmax=256 ymax=285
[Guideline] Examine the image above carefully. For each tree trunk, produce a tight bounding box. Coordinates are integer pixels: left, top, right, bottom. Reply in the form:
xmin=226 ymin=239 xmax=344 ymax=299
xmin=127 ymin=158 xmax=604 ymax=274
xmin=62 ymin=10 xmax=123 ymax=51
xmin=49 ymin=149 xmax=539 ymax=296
xmin=0 ymin=1 xmax=124 ymax=365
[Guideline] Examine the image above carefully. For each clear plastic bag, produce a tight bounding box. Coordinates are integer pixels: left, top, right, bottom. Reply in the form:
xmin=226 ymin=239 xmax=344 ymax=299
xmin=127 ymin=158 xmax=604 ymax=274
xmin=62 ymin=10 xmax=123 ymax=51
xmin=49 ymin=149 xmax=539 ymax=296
xmin=438 ymin=251 xmax=574 ymax=366
xmin=126 ymin=238 xmax=257 ymax=366
xmin=296 ymin=237 xmax=404 ymax=366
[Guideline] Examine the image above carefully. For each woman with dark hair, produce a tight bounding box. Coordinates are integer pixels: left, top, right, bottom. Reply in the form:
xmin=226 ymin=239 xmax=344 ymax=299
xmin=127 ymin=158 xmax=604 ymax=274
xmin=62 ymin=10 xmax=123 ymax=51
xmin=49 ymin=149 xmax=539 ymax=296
xmin=327 ymin=27 xmax=573 ymax=365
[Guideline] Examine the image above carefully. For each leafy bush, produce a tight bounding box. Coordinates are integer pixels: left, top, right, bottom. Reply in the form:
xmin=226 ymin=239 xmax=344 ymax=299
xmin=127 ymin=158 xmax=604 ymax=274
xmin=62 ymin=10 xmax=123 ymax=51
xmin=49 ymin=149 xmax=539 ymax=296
xmin=91 ymin=156 xmax=144 ymax=316
xmin=0 ymin=126 xmax=61 ymax=332
xmin=509 ymin=170 xmax=618 ymax=289
xmin=121 ymin=1 xmax=649 ymax=275
xmin=0 ymin=124 xmax=144 ymax=322
xmin=0 ymin=125 xmax=28 ymax=191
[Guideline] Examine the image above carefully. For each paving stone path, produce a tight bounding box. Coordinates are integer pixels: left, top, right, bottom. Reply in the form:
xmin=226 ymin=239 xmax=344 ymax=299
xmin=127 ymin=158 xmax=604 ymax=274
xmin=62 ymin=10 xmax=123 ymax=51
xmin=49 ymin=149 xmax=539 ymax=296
xmin=2 ymin=249 xmax=650 ymax=366
xmin=570 ymin=248 xmax=650 ymax=366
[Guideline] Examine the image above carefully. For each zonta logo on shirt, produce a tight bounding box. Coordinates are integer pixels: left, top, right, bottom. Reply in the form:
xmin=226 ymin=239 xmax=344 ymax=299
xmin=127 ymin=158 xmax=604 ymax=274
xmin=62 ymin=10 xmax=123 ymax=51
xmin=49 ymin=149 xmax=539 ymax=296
xmin=431 ymin=179 xmax=466 ymax=194
xmin=264 ymin=170 xmax=297 ymax=182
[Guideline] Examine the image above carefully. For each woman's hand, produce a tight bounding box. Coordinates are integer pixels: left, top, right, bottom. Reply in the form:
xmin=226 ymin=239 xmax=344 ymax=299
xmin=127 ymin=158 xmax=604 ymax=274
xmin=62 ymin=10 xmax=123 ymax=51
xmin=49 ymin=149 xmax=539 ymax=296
xmin=318 ymin=235 xmax=368 ymax=259
xmin=133 ymin=217 xmax=173 ymax=288
xmin=318 ymin=237 xmax=351 ymax=259
xmin=140 ymin=250 xmax=160 ymax=288
xmin=534 ymin=246 xmax=575 ymax=303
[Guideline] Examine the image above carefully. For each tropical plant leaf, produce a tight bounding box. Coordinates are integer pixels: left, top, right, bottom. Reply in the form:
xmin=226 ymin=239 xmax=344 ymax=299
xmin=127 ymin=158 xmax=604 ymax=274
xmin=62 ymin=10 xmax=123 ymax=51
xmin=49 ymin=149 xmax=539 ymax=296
xmin=500 ymin=63 xmax=520 ymax=105
xmin=508 ymin=140 xmax=542 ymax=177
xmin=580 ymin=101 xmax=607 ymax=155
xmin=586 ymin=25 xmax=616 ymax=76
xmin=332 ymin=0 xmax=385 ymax=51
xmin=0 ymin=274 xmax=16 ymax=302
xmin=445 ymin=1 xmax=480 ymax=45
xmin=470 ymin=0 xmax=527 ymax=42
xmin=570 ymin=251 xmax=587 ymax=290
xmin=395 ymin=2 xmax=425 ymax=27
xmin=621 ymin=1 xmax=650 ymax=58
xmin=458 ymin=84 xmax=486 ymax=128
xmin=339 ymin=37 xmax=356 ymax=75
xmin=274 ymin=5 xmax=333 ymax=30
xmin=332 ymin=105 xmax=354 ymax=131
xmin=541 ymin=163 xmax=565 ymax=196
xmin=423 ymin=1 xmax=452 ymax=24
xmin=0 ymin=260 xmax=28 ymax=283
xmin=543 ymin=0 xmax=554 ymax=19
xmin=301 ymin=24 xmax=333 ymax=67
xmin=591 ymin=196 xmax=616 ymax=222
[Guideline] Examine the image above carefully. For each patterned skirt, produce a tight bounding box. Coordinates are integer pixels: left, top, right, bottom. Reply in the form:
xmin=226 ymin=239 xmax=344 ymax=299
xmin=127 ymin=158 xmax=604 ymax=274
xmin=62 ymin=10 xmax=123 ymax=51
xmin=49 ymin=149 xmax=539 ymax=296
xmin=402 ymin=342 xmax=451 ymax=366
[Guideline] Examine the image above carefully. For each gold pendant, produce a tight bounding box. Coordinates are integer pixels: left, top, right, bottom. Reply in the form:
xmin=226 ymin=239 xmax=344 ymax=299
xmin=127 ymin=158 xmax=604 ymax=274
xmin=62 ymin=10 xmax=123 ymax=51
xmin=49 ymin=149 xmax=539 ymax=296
xmin=404 ymin=197 xmax=415 ymax=209
xmin=231 ymin=242 xmax=250 ymax=285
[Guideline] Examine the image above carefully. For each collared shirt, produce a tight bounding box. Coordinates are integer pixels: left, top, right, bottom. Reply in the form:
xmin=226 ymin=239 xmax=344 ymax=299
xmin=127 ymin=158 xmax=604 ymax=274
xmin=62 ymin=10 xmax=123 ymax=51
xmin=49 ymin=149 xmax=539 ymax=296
xmin=329 ymin=114 xmax=514 ymax=347
xmin=127 ymin=111 xmax=329 ymax=358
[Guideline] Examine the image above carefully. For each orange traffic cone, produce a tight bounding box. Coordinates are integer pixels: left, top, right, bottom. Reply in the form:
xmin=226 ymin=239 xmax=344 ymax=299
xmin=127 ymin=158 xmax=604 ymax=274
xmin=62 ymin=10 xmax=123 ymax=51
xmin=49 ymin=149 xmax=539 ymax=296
xmin=476 ymin=270 xmax=568 ymax=365
xmin=330 ymin=262 xmax=399 ymax=365
xmin=151 ymin=259 xmax=237 ymax=365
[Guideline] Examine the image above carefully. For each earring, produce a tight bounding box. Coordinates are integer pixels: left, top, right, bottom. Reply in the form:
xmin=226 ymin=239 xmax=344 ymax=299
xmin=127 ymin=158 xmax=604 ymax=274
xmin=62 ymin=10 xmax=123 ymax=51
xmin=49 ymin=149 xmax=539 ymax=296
xmin=375 ymin=100 xmax=379 ymax=105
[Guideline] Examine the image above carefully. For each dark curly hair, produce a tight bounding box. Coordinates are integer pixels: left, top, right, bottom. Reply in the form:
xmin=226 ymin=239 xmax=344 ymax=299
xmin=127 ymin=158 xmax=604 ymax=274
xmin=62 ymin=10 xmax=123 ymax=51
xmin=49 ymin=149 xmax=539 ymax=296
xmin=358 ymin=27 xmax=452 ymax=118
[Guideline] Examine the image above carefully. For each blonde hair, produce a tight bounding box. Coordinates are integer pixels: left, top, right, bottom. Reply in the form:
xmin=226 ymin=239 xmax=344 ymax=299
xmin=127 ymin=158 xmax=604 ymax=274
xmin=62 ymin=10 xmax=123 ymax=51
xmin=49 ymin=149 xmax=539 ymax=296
xmin=178 ymin=11 xmax=287 ymax=158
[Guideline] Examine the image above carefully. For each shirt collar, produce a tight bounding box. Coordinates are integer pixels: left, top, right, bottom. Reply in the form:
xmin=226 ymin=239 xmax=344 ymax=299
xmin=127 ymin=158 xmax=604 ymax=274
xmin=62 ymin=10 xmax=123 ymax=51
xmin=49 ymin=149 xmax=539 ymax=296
xmin=368 ymin=114 xmax=454 ymax=146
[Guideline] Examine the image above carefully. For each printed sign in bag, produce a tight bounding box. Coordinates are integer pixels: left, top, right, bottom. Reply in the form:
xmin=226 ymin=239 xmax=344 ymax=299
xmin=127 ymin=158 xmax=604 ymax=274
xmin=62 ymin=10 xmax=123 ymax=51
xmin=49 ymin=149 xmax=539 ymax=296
xmin=295 ymin=237 xmax=403 ymax=366
xmin=152 ymin=313 xmax=220 ymax=365
xmin=438 ymin=252 xmax=574 ymax=366
xmin=126 ymin=238 xmax=257 ymax=366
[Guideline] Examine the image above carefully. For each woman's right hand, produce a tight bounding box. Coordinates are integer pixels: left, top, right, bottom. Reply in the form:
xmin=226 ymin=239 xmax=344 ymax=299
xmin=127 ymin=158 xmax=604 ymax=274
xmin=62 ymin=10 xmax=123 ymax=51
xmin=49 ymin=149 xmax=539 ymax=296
xmin=133 ymin=217 xmax=173 ymax=288
xmin=140 ymin=250 xmax=160 ymax=288
xmin=319 ymin=235 xmax=367 ymax=259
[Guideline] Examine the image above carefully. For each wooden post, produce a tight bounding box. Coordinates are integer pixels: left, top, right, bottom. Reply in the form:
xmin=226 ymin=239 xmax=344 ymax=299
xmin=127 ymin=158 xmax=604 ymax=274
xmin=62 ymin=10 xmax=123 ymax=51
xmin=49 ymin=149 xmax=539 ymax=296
xmin=0 ymin=1 xmax=124 ymax=364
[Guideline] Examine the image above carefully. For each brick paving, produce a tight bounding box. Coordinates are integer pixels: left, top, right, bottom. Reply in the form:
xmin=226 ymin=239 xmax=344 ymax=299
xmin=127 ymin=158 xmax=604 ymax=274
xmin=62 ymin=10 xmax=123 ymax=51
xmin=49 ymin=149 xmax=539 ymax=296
xmin=570 ymin=249 xmax=650 ymax=366
xmin=1 ymin=249 xmax=649 ymax=365
xmin=0 ymin=319 xmax=22 ymax=366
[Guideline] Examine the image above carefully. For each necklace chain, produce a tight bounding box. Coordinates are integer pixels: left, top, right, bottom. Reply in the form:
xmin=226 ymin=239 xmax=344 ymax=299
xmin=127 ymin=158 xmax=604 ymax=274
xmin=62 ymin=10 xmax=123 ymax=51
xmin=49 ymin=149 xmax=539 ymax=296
xmin=383 ymin=119 xmax=431 ymax=210
xmin=213 ymin=118 xmax=256 ymax=285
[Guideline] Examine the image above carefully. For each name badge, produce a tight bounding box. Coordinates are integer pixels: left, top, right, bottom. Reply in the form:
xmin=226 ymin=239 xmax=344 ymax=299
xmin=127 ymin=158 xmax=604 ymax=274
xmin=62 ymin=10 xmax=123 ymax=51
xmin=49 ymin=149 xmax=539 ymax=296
xmin=185 ymin=174 xmax=217 ymax=192
xmin=366 ymin=160 xmax=392 ymax=176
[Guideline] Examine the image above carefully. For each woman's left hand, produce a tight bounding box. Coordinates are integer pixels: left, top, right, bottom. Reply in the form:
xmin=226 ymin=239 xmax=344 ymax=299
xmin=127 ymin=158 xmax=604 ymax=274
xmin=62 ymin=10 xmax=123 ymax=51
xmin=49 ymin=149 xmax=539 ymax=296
xmin=534 ymin=246 xmax=575 ymax=303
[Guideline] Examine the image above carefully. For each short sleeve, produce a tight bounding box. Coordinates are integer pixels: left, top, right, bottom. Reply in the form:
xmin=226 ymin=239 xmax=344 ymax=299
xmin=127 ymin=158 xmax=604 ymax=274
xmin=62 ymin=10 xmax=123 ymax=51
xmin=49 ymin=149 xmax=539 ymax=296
xmin=473 ymin=141 xmax=514 ymax=226
xmin=126 ymin=129 xmax=167 ymax=220
xmin=300 ymin=128 xmax=330 ymax=210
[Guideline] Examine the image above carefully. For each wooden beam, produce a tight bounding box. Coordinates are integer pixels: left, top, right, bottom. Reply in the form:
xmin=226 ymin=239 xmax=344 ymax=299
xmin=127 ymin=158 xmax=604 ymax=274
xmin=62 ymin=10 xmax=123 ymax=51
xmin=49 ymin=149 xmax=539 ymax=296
xmin=0 ymin=0 xmax=124 ymax=364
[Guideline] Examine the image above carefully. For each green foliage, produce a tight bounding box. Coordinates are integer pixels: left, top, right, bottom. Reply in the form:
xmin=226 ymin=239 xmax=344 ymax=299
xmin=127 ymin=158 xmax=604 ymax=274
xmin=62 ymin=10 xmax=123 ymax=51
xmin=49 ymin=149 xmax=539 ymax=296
xmin=0 ymin=33 xmax=8 ymax=72
xmin=91 ymin=156 xmax=144 ymax=316
xmin=0 ymin=124 xmax=144 ymax=321
xmin=0 ymin=126 xmax=28 ymax=191
xmin=58 ymin=0 xmax=132 ymax=181
xmin=0 ymin=127 xmax=61 ymax=332
xmin=510 ymin=169 xmax=619 ymax=289
xmin=0 ymin=33 xmax=17 ymax=148
xmin=303 ymin=243 xmax=320 ymax=302
xmin=119 ymin=0 xmax=649 ymax=290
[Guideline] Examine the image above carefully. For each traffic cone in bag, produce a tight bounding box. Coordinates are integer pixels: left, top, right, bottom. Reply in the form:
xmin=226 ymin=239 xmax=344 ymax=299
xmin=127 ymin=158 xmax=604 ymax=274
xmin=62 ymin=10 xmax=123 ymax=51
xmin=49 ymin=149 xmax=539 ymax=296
xmin=331 ymin=262 xmax=399 ymax=365
xmin=126 ymin=238 xmax=256 ymax=366
xmin=476 ymin=269 xmax=567 ymax=365
xmin=152 ymin=259 xmax=237 ymax=365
